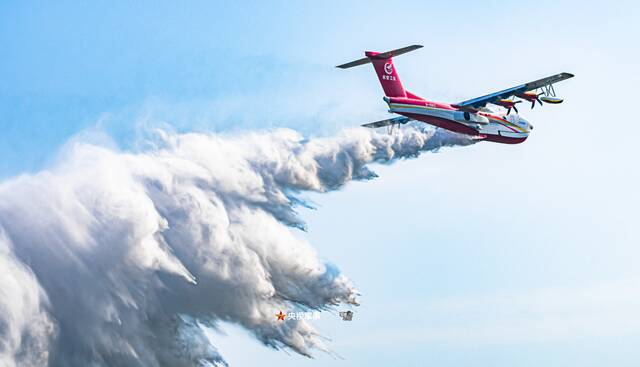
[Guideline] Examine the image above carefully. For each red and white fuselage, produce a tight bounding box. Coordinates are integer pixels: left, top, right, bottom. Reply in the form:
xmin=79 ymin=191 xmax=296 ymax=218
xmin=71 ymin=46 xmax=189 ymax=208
xmin=385 ymin=96 xmax=532 ymax=144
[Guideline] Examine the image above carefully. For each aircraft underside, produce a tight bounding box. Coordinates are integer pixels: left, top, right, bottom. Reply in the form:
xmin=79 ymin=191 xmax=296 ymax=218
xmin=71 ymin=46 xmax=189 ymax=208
xmin=400 ymin=112 xmax=529 ymax=144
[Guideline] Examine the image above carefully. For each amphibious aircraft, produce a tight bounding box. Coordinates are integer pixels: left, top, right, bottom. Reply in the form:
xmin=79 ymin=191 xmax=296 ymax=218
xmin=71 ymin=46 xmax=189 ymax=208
xmin=337 ymin=45 xmax=574 ymax=144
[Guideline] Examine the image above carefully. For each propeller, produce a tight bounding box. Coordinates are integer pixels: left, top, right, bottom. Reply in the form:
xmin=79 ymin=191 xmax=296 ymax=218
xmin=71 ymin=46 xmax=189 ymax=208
xmin=506 ymin=100 xmax=522 ymax=115
xmin=530 ymin=93 xmax=544 ymax=109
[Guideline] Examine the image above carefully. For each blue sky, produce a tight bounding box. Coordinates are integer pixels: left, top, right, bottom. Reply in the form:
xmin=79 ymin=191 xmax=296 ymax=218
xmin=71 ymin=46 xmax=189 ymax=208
xmin=2 ymin=1 xmax=640 ymax=366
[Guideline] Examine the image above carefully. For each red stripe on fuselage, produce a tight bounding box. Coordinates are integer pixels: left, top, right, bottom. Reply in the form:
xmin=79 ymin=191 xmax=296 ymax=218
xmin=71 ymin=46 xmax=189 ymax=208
xmin=490 ymin=118 xmax=519 ymax=133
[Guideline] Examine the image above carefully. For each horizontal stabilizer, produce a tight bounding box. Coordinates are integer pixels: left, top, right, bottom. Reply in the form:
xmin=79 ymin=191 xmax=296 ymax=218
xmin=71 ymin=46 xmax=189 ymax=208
xmin=336 ymin=45 xmax=423 ymax=69
xmin=335 ymin=56 xmax=371 ymax=69
xmin=362 ymin=116 xmax=411 ymax=128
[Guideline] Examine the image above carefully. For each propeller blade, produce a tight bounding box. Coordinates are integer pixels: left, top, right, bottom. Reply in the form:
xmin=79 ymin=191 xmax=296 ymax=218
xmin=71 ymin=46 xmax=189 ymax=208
xmin=531 ymin=100 xmax=536 ymax=109
xmin=507 ymin=107 xmax=511 ymax=115
xmin=513 ymin=105 xmax=519 ymax=114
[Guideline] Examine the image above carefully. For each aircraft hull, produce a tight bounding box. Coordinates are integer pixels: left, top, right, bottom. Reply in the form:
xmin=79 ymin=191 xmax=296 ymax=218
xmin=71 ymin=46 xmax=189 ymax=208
xmin=390 ymin=103 xmax=529 ymax=144
xmin=480 ymin=134 xmax=527 ymax=144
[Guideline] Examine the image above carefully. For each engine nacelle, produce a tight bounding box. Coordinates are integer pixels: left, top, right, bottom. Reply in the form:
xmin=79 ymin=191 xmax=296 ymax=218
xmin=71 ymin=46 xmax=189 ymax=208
xmin=495 ymin=99 xmax=517 ymax=108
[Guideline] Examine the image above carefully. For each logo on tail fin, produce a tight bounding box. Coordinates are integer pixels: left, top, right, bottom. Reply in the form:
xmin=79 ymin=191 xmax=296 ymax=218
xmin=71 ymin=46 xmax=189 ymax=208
xmin=384 ymin=62 xmax=393 ymax=75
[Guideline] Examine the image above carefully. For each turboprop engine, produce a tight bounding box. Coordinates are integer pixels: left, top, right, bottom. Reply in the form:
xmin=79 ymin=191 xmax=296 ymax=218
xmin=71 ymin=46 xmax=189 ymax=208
xmin=494 ymin=99 xmax=522 ymax=115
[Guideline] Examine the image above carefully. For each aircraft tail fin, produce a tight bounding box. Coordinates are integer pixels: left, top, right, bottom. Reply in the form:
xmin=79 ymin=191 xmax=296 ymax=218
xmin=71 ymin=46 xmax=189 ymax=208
xmin=336 ymin=45 xmax=423 ymax=98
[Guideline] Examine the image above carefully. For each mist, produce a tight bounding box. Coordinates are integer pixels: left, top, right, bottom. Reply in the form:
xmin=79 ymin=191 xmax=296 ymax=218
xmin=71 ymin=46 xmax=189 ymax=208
xmin=0 ymin=124 xmax=474 ymax=366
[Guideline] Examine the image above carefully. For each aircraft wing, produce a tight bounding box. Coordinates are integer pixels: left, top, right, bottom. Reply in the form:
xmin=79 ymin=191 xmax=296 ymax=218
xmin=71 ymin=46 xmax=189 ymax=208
xmin=361 ymin=116 xmax=411 ymax=128
xmin=453 ymin=72 xmax=574 ymax=110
